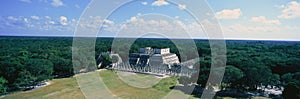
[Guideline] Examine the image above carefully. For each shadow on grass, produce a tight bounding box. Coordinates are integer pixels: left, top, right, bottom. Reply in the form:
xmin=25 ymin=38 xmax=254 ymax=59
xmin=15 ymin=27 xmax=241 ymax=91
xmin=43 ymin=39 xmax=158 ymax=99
xmin=170 ymin=85 xmax=257 ymax=99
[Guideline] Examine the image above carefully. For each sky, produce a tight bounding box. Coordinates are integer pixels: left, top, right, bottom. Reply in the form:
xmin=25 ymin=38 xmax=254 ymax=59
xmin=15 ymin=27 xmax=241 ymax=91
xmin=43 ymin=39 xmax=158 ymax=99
xmin=0 ymin=0 xmax=299 ymax=41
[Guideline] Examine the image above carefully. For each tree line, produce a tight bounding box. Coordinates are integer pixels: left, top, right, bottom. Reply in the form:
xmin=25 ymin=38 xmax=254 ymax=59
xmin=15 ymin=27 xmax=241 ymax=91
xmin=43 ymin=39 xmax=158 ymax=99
xmin=0 ymin=37 xmax=73 ymax=93
xmin=0 ymin=37 xmax=299 ymax=98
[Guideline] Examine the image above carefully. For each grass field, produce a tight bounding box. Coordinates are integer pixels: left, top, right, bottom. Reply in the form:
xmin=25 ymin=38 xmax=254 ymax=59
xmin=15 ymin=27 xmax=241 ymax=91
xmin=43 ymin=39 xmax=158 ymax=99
xmin=1 ymin=70 xmax=270 ymax=99
xmin=100 ymin=70 xmax=178 ymax=98
xmin=2 ymin=77 xmax=84 ymax=99
xmin=1 ymin=70 xmax=191 ymax=99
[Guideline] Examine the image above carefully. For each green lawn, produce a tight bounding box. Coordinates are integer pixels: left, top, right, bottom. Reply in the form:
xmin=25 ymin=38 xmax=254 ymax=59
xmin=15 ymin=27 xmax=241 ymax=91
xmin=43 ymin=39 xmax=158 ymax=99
xmin=99 ymin=70 xmax=180 ymax=98
xmin=1 ymin=70 xmax=190 ymax=99
xmin=2 ymin=77 xmax=84 ymax=99
xmin=1 ymin=70 xmax=270 ymax=99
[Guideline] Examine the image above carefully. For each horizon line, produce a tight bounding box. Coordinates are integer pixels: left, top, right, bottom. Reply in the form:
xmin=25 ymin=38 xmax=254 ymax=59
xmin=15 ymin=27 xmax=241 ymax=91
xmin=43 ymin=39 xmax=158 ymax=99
xmin=0 ymin=35 xmax=300 ymax=42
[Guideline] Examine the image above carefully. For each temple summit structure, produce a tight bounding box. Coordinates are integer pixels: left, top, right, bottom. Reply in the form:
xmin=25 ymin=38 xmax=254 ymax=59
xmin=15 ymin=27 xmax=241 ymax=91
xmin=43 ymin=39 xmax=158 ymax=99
xmin=98 ymin=47 xmax=196 ymax=77
xmin=129 ymin=47 xmax=180 ymax=68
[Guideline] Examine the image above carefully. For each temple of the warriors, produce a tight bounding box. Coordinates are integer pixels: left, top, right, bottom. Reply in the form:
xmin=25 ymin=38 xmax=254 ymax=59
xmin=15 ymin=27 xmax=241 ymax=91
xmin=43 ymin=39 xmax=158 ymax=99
xmin=129 ymin=47 xmax=180 ymax=69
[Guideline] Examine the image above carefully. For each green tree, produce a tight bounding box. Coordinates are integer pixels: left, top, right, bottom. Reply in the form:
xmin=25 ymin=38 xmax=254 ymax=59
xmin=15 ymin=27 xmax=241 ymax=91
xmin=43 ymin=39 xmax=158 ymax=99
xmin=25 ymin=59 xmax=53 ymax=82
xmin=0 ymin=77 xmax=8 ymax=94
xmin=49 ymin=55 xmax=73 ymax=77
xmin=241 ymin=63 xmax=273 ymax=90
xmin=282 ymin=73 xmax=294 ymax=85
xmin=196 ymin=59 xmax=211 ymax=87
xmin=267 ymin=74 xmax=280 ymax=88
xmin=221 ymin=65 xmax=244 ymax=89
xmin=223 ymin=65 xmax=244 ymax=83
xmin=99 ymin=54 xmax=112 ymax=69
xmin=14 ymin=70 xmax=36 ymax=89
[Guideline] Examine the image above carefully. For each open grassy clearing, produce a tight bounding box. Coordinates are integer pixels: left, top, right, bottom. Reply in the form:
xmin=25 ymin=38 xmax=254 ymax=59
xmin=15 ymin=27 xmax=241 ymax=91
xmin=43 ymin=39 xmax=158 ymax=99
xmin=1 ymin=70 xmax=270 ymax=99
xmin=99 ymin=70 xmax=181 ymax=98
xmin=1 ymin=70 xmax=184 ymax=99
xmin=2 ymin=77 xmax=84 ymax=99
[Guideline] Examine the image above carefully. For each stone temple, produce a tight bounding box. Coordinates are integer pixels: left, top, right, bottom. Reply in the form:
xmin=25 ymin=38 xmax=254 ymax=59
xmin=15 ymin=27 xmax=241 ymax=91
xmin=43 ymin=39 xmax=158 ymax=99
xmin=102 ymin=47 xmax=196 ymax=77
xmin=129 ymin=47 xmax=180 ymax=68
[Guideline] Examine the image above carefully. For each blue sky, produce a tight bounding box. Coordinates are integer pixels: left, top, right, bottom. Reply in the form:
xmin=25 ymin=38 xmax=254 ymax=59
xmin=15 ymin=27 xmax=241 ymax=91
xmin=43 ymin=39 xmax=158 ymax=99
xmin=0 ymin=0 xmax=299 ymax=41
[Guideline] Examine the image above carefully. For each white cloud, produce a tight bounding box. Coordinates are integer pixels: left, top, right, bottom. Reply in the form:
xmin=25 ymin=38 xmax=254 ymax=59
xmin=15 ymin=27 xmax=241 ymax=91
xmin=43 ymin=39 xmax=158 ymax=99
xmin=275 ymin=5 xmax=285 ymax=9
xmin=251 ymin=16 xmax=281 ymax=25
xmin=222 ymin=23 xmax=300 ymax=40
xmin=7 ymin=16 xmax=18 ymax=21
xmin=103 ymin=19 xmax=114 ymax=25
xmin=178 ymin=4 xmax=186 ymax=10
xmin=46 ymin=20 xmax=56 ymax=25
xmin=216 ymin=8 xmax=242 ymax=19
xmin=31 ymin=16 xmax=40 ymax=20
xmin=51 ymin=0 xmax=64 ymax=7
xmin=45 ymin=16 xmax=51 ymax=19
xmin=278 ymin=1 xmax=300 ymax=19
xmin=75 ymin=4 xmax=80 ymax=8
xmin=78 ymin=16 xmax=101 ymax=29
xmin=49 ymin=21 xmax=55 ymax=25
xmin=2 ymin=15 xmax=299 ymax=40
xmin=39 ymin=0 xmax=48 ymax=3
xmin=141 ymin=2 xmax=148 ymax=5
xmin=4 ymin=16 xmax=30 ymax=28
xmin=129 ymin=17 xmax=138 ymax=22
xmin=20 ymin=0 xmax=31 ymax=3
xmin=115 ymin=16 xmax=205 ymax=38
xmin=137 ymin=13 xmax=142 ymax=16
xmin=24 ymin=18 xmax=29 ymax=23
xmin=152 ymin=0 xmax=169 ymax=6
xmin=0 ymin=15 xmax=79 ymax=35
xmin=60 ymin=16 xmax=68 ymax=25
xmin=225 ymin=23 xmax=280 ymax=33
xmin=77 ymin=16 xmax=117 ymax=33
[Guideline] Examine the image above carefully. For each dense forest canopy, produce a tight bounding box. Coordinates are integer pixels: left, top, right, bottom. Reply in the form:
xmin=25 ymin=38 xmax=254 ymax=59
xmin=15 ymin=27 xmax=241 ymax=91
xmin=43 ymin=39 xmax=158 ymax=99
xmin=0 ymin=36 xmax=299 ymax=97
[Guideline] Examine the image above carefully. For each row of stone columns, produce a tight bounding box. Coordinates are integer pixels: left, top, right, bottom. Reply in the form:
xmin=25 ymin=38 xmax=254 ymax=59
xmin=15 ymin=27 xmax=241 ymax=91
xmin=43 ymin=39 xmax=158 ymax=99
xmin=110 ymin=62 xmax=194 ymax=77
